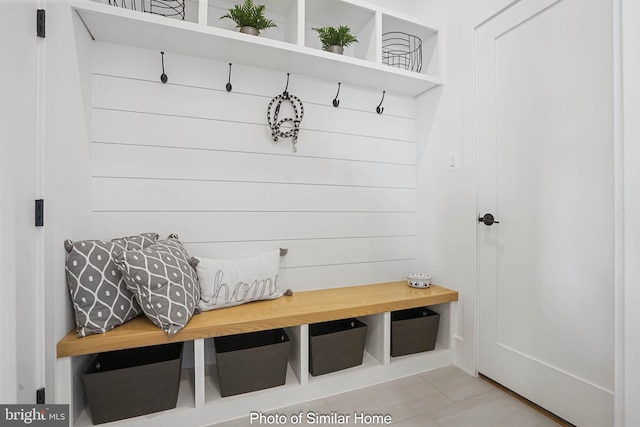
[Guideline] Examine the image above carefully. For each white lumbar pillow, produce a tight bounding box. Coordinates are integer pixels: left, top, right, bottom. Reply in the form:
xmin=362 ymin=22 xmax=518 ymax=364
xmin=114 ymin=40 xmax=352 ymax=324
xmin=196 ymin=249 xmax=283 ymax=311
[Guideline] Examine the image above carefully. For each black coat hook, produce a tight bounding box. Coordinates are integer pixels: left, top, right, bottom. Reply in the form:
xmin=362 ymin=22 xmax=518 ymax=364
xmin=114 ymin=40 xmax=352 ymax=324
xmin=376 ymin=90 xmax=386 ymax=114
xmin=333 ymin=82 xmax=341 ymax=107
xmin=283 ymin=72 xmax=290 ymax=98
xmin=226 ymin=63 xmax=232 ymax=92
xmin=160 ymin=51 xmax=168 ymax=84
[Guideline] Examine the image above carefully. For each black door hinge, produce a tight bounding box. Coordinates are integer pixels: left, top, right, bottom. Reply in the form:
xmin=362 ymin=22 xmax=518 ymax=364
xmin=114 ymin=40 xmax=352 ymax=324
xmin=37 ymin=9 xmax=45 ymax=38
xmin=36 ymin=388 xmax=45 ymax=404
xmin=35 ymin=199 xmax=44 ymax=227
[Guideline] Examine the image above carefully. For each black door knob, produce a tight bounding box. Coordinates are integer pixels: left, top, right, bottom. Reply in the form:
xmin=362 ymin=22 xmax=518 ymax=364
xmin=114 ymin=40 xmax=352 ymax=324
xmin=478 ymin=213 xmax=500 ymax=226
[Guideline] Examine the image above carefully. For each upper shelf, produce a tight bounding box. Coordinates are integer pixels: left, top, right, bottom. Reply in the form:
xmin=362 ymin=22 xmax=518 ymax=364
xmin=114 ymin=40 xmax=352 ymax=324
xmin=71 ymin=0 xmax=442 ymax=96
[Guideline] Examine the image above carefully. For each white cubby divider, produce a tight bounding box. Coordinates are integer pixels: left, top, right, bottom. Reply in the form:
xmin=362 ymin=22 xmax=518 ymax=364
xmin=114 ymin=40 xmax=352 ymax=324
xmin=72 ymin=0 xmax=442 ymax=95
xmin=194 ymin=339 xmax=206 ymax=409
xmin=288 ymin=325 xmax=309 ymax=386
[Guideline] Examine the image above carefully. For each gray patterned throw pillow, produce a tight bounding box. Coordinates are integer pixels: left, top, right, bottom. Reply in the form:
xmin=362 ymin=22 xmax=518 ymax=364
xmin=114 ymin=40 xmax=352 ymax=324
xmin=113 ymin=237 xmax=200 ymax=336
xmin=64 ymin=233 xmax=159 ymax=337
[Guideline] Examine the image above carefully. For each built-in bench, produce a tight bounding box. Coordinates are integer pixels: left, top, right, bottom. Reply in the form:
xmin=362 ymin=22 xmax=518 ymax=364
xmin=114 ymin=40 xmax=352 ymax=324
xmin=57 ymin=281 xmax=458 ymax=358
xmin=57 ymin=281 xmax=458 ymax=426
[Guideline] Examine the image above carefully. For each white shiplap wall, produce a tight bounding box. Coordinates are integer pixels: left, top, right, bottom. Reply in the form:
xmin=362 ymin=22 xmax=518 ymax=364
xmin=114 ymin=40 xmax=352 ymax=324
xmin=90 ymin=42 xmax=417 ymax=291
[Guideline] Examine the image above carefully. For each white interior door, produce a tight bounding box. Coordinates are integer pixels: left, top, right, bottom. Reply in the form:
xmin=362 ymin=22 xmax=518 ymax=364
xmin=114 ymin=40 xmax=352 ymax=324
xmin=476 ymin=1 xmax=614 ymax=426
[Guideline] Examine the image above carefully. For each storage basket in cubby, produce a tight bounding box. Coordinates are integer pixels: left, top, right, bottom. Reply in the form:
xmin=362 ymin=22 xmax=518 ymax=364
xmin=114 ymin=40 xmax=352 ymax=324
xmin=309 ymin=318 xmax=367 ymax=376
xmin=391 ymin=307 xmax=439 ymax=357
xmin=214 ymin=328 xmax=290 ymax=397
xmin=83 ymin=342 xmax=183 ymax=425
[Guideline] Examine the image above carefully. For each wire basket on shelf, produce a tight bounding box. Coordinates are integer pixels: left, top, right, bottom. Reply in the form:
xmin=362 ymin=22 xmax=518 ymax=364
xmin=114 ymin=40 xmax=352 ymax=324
xmin=382 ymin=32 xmax=423 ymax=73
xmin=108 ymin=0 xmax=145 ymax=11
xmin=149 ymin=0 xmax=185 ymax=20
xmin=107 ymin=0 xmax=185 ymax=20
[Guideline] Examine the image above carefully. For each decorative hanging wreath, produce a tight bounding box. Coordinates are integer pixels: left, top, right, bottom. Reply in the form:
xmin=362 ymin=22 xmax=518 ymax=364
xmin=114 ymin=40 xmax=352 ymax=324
xmin=267 ymin=91 xmax=304 ymax=153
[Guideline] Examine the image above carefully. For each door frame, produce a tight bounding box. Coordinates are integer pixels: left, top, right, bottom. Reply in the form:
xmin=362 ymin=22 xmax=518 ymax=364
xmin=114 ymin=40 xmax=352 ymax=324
xmin=1 ymin=0 xmax=48 ymax=404
xmin=457 ymin=0 xmax=626 ymax=425
xmin=618 ymin=0 xmax=640 ymax=426
xmin=0 ymin=1 xmax=20 ymax=403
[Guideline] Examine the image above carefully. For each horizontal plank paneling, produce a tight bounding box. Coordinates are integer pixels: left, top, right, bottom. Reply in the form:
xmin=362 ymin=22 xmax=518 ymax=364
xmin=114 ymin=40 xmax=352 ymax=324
xmin=92 ymin=42 xmax=416 ymax=119
xmin=184 ymin=236 xmax=417 ymax=268
xmin=90 ymin=42 xmax=418 ymax=292
xmin=91 ymin=143 xmax=416 ymax=188
xmin=91 ymin=178 xmax=416 ymax=212
xmin=93 ymin=108 xmax=415 ymax=165
xmin=278 ymin=261 xmax=417 ymax=292
xmin=92 ymin=75 xmax=416 ymax=142
xmin=90 ymin=211 xmax=416 ymax=242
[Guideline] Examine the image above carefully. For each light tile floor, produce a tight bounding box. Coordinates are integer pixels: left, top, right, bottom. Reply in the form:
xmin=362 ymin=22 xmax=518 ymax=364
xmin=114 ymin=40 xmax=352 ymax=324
xmin=210 ymin=365 xmax=561 ymax=427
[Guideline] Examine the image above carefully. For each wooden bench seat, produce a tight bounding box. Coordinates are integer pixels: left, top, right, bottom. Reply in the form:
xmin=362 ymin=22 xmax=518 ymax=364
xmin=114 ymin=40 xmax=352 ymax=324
xmin=57 ymin=281 xmax=458 ymax=358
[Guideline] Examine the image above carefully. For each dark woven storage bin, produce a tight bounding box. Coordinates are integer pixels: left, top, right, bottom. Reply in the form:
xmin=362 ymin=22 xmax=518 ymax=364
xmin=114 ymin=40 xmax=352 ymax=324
xmin=214 ymin=328 xmax=290 ymax=397
xmin=391 ymin=307 xmax=439 ymax=357
xmin=83 ymin=342 xmax=183 ymax=425
xmin=309 ymin=318 xmax=367 ymax=376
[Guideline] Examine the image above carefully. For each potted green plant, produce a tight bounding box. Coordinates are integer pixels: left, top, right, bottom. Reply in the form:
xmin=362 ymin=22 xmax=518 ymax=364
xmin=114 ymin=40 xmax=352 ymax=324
xmin=220 ymin=0 xmax=277 ymax=36
xmin=312 ymin=25 xmax=358 ymax=54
